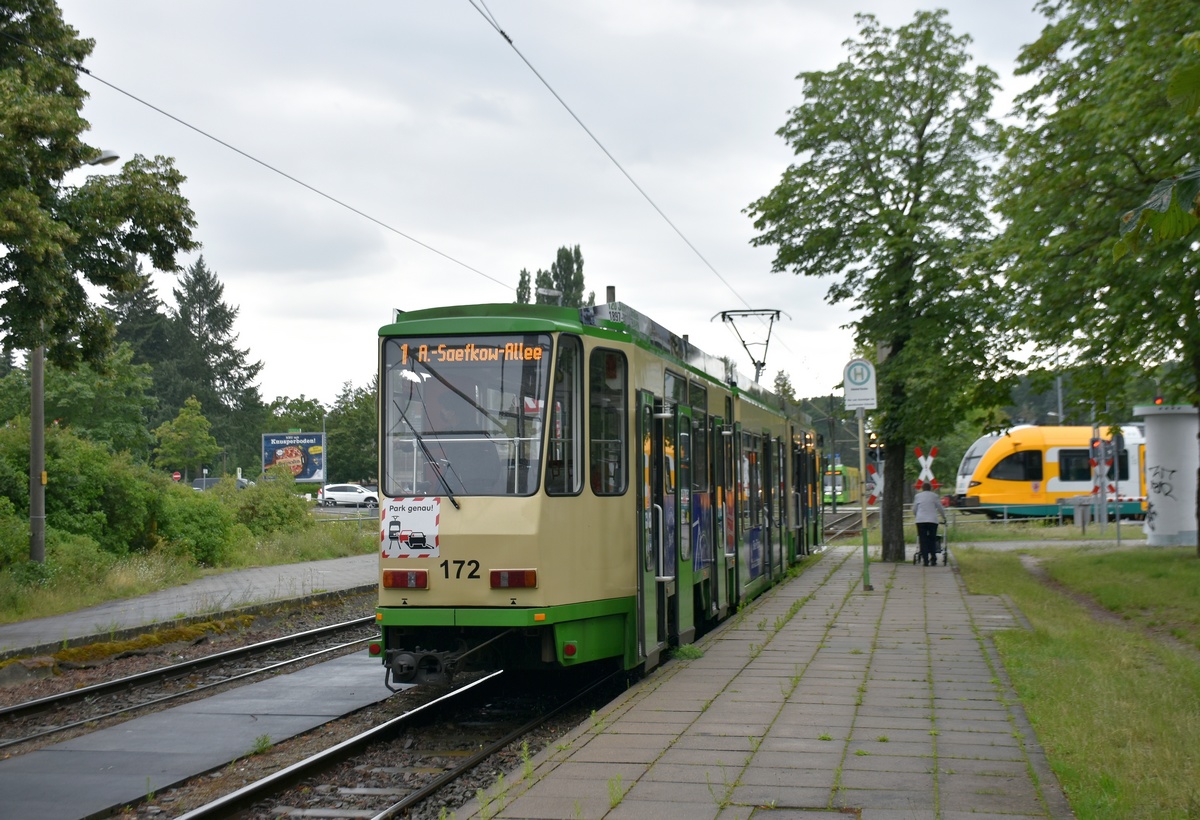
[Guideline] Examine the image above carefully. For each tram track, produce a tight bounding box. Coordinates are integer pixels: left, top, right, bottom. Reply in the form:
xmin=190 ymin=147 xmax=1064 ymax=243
xmin=165 ymin=668 xmax=624 ymax=820
xmin=0 ymin=615 xmax=378 ymax=751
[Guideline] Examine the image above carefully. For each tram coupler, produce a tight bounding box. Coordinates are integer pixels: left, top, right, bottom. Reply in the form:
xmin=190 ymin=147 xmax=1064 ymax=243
xmin=385 ymin=648 xmax=453 ymax=688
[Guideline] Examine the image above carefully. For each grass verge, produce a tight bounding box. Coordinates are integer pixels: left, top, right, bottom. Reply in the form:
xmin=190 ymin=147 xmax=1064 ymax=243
xmin=0 ymin=521 xmax=378 ymax=625
xmin=955 ymin=546 xmax=1200 ymax=819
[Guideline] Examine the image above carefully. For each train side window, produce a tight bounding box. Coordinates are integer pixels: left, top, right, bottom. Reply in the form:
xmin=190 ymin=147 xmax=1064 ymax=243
xmin=588 ymin=349 xmax=627 ymax=495
xmin=988 ymin=450 xmax=1043 ymax=482
xmin=1058 ymin=450 xmax=1091 ymax=483
xmin=546 ymin=335 xmax=583 ymax=496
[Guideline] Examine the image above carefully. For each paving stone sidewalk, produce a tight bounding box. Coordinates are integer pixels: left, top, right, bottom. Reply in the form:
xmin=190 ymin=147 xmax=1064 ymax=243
xmin=460 ymin=546 xmax=1073 ymax=820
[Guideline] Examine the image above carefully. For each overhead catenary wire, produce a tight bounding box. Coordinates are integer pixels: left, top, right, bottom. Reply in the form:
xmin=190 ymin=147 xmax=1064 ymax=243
xmin=0 ymin=30 xmax=513 ymax=293
xmin=8 ymin=19 xmax=810 ymax=381
xmin=468 ymin=0 xmax=753 ymax=312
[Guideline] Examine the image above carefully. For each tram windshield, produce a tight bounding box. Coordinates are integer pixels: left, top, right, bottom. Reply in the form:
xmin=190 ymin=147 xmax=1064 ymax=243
xmin=381 ymin=334 xmax=553 ymax=497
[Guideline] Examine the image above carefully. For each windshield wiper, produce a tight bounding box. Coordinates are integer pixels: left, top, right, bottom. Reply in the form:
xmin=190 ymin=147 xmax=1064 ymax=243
xmin=391 ymin=400 xmax=460 ymax=510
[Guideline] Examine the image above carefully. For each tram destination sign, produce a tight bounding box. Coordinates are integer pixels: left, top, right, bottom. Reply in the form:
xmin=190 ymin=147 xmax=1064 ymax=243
xmin=843 ymin=358 xmax=878 ymax=411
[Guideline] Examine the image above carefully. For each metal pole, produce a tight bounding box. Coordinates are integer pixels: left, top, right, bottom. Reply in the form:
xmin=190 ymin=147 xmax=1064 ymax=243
xmin=857 ymin=407 xmax=872 ymax=591
xmin=29 ymin=346 xmax=46 ymax=563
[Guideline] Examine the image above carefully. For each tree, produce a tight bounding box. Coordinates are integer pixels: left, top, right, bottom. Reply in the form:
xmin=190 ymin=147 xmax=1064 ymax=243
xmin=269 ymin=395 xmax=328 ymax=434
xmin=104 ymin=262 xmax=172 ymax=373
xmin=773 ymin=370 xmax=798 ymax=406
xmin=1114 ymin=32 xmax=1200 ymax=261
xmin=746 ymin=11 xmax=1007 ymax=561
xmin=165 ymin=256 xmax=266 ymax=474
xmin=550 ymin=245 xmax=594 ymax=307
xmin=993 ymin=0 xmax=1200 ymax=556
xmin=152 ymin=396 xmax=221 ymax=482
xmin=326 ymin=379 xmax=376 ymax=484
xmin=0 ymin=1 xmax=198 ymax=367
xmin=520 ymin=246 xmax=595 ymax=307
xmin=516 ymin=269 xmax=532 ymax=304
xmin=43 ymin=344 xmax=156 ymax=458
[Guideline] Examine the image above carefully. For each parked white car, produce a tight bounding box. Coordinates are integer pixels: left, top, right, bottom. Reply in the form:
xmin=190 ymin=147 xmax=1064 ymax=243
xmin=317 ymin=483 xmax=379 ymax=508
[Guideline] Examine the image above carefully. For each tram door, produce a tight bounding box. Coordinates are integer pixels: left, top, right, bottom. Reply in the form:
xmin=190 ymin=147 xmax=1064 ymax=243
xmin=675 ymin=405 xmax=696 ymax=644
xmin=636 ymin=392 xmax=666 ymax=669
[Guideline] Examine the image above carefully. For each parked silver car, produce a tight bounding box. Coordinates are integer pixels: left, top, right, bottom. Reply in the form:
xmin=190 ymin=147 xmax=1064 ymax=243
xmin=318 ymin=483 xmax=379 ymax=508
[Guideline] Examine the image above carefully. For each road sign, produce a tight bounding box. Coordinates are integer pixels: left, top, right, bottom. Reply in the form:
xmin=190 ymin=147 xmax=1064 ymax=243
xmin=172 ymin=471 xmax=181 ymax=481
xmin=843 ymin=358 xmax=877 ymax=410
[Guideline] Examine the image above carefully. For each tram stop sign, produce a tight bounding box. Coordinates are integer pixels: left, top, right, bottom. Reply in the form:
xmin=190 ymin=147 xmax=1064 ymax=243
xmin=843 ymin=358 xmax=877 ymax=411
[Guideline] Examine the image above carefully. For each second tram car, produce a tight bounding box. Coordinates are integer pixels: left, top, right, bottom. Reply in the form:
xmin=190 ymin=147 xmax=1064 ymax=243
xmin=822 ymin=464 xmax=861 ymax=505
xmin=953 ymin=425 xmax=1146 ymax=517
xmin=370 ymin=301 xmax=822 ymax=688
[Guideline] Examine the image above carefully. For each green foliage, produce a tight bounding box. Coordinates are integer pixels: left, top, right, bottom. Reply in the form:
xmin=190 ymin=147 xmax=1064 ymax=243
xmin=0 ymin=497 xmax=29 ymax=572
xmin=156 ymin=485 xmax=240 ymax=566
xmin=520 ymin=246 xmax=594 ymax=307
xmin=223 ymin=469 xmax=312 ymax=536
xmin=747 ymin=10 xmax=1006 ymax=560
xmin=153 ymin=396 xmax=222 ymax=480
xmin=0 ymin=0 xmax=197 ymax=368
xmin=268 ymin=395 xmax=327 ymax=435
xmin=994 ymin=0 xmax=1200 ymax=410
xmin=327 ymin=379 xmax=377 ymax=483
xmin=1114 ymin=32 xmax=1200 ymax=262
xmin=0 ymin=420 xmax=163 ymax=558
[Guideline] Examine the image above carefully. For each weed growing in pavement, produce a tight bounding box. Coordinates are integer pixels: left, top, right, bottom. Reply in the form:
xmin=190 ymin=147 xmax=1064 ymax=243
xmin=589 ymin=709 xmax=606 ymax=733
xmin=521 ymin=740 xmax=533 ymax=779
xmin=475 ymin=785 xmax=495 ymax=820
xmin=607 ymin=774 xmax=625 ymax=808
xmin=855 ymin=749 xmax=870 ymax=756
xmin=145 ymin=777 xmax=155 ymax=802
xmin=250 ymin=734 xmax=272 ymax=755
xmin=704 ymin=766 xmax=736 ymax=809
xmin=877 ymin=735 xmax=889 ymax=742
xmin=818 ymin=733 xmax=833 ymax=741
xmin=672 ymin=644 xmax=704 ymax=660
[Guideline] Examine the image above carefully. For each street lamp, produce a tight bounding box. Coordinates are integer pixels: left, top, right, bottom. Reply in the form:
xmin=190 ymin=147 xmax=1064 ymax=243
xmin=30 ymin=150 xmax=121 ymax=563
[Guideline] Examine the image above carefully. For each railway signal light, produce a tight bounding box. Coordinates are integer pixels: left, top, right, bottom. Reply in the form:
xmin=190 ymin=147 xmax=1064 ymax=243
xmin=1154 ymin=395 xmax=1164 ymax=405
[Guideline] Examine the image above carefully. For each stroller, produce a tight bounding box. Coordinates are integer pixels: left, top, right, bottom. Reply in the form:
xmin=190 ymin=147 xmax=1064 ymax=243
xmin=913 ymin=524 xmax=949 ymax=566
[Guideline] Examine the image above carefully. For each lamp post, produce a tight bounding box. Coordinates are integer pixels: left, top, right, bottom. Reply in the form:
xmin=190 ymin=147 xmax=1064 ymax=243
xmin=30 ymin=150 xmax=120 ymax=563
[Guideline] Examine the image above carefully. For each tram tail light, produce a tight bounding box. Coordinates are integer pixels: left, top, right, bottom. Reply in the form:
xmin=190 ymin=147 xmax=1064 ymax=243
xmin=368 ymin=642 xmax=382 ymax=656
xmin=383 ymin=569 xmax=428 ymax=589
xmin=490 ymin=569 xmax=537 ymax=589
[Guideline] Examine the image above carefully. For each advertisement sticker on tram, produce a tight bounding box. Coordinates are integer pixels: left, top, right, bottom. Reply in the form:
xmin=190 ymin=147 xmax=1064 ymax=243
xmin=381 ymin=497 xmax=441 ymax=558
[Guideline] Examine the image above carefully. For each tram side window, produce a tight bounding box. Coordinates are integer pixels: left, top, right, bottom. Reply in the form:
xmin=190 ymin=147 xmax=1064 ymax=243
xmin=588 ymin=349 xmax=627 ymax=495
xmin=1059 ymin=450 xmax=1091 ymax=483
xmin=546 ymin=335 xmax=583 ymax=495
xmin=988 ymin=450 xmax=1043 ymax=482
xmin=689 ymin=382 xmax=709 ymax=492
xmin=741 ymin=433 xmax=762 ymax=530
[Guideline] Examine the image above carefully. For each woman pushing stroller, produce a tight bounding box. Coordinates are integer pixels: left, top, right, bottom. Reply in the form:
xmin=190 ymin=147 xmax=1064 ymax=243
xmin=912 ymin=482 xmax=947 ymax=567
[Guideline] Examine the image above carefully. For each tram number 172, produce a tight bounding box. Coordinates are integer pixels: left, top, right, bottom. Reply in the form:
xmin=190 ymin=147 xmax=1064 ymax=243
xmin=440 ymin=559 xmax=481 ymax=579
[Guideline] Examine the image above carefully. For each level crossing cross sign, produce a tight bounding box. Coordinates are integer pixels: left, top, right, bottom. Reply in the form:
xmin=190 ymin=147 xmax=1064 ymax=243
xmin=865 ymin=462 xmax=883 ymax=506
xmin=914 ymin=446 xmax=939 ymax=489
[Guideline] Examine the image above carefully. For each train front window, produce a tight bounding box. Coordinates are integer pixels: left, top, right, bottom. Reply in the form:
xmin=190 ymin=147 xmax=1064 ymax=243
xmin=382 ymin=334 xmax=552 ymax=497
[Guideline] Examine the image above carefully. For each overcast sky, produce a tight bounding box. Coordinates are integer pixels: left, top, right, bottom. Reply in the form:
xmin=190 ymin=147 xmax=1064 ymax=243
xmin=55 ymin=1 xmax=1045 ymax=409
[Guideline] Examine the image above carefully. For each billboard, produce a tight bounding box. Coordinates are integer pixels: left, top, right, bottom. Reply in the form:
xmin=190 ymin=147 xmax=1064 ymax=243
xmin=262 ymin=433 xmax=325 ymax=483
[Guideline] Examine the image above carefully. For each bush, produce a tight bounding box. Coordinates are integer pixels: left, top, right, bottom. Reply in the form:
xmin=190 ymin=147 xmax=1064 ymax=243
xmin=157 ymin=485 xmax=240 ymax=566
xmin=215 ymin=469 xmax=313 ymax=537
xmin=0 ymin=497 xmax=29 ymax=571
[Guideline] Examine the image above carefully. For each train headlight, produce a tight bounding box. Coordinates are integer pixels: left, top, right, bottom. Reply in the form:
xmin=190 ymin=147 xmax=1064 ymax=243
xmin=490 ymin=569 xmax=537 ymax=588
xmin=383 ymin=569 xmax=429 ymax=589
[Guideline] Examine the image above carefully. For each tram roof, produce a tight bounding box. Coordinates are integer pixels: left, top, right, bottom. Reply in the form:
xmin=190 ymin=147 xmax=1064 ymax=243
xmin=381 ymin=301 xmax=809 ymax=424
